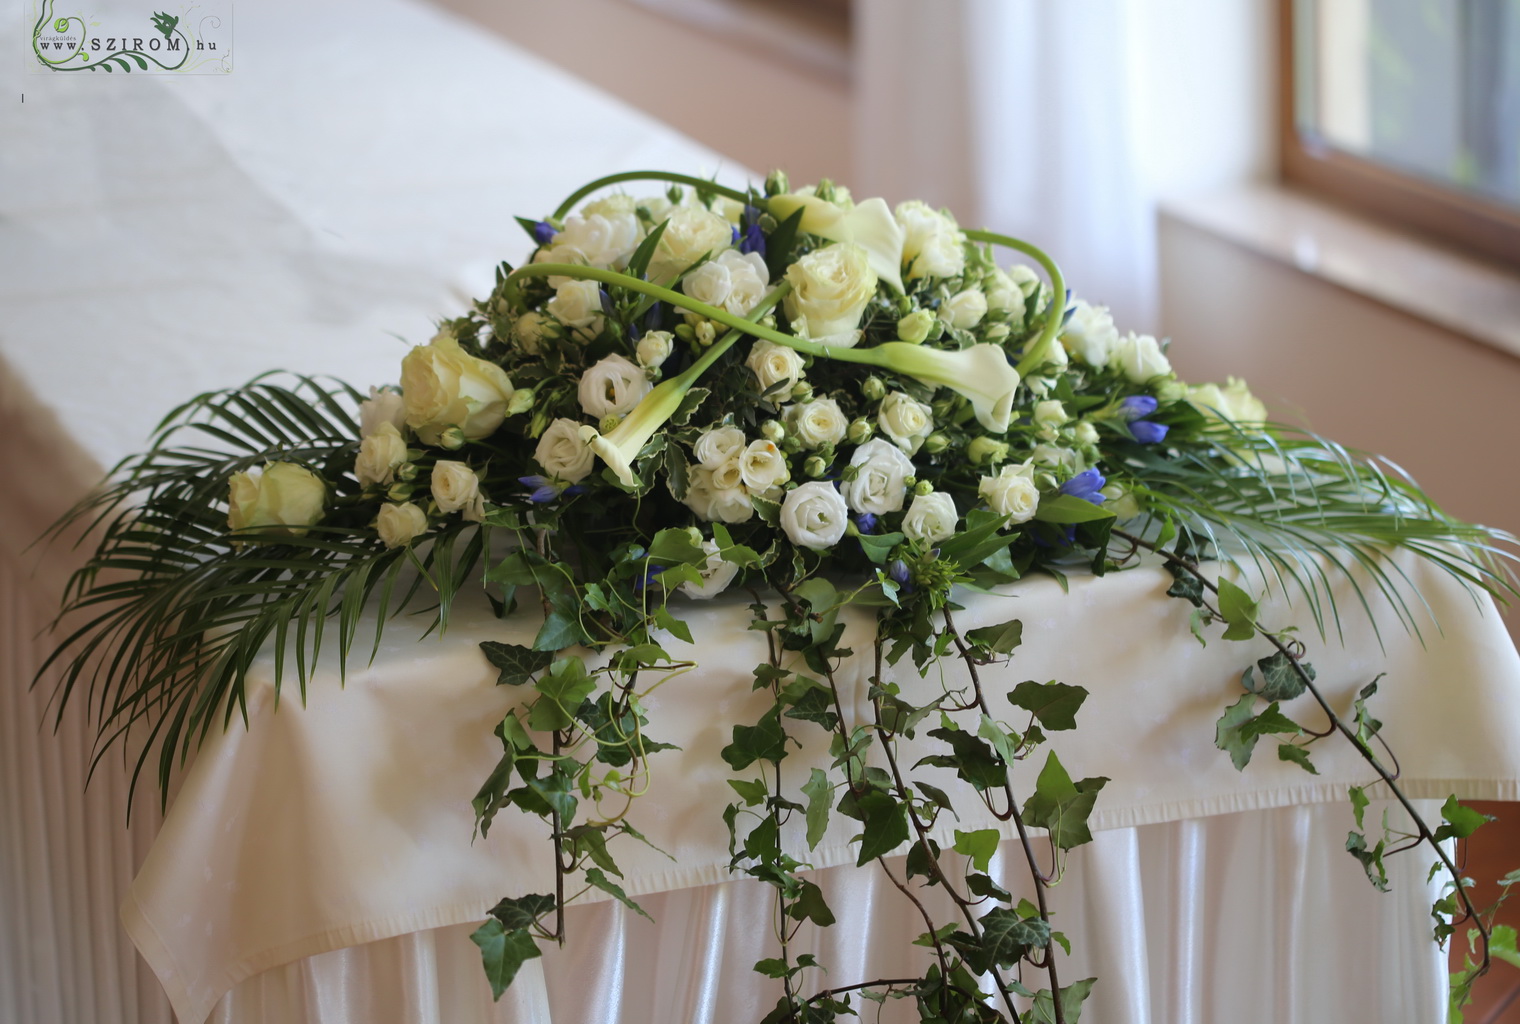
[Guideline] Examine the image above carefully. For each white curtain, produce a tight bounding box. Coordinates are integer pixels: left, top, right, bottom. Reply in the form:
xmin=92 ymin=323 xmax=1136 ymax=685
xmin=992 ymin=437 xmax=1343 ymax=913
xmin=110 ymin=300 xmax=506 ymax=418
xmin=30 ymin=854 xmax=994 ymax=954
xmin=853 ymin=0 xmax=1276 ymax=332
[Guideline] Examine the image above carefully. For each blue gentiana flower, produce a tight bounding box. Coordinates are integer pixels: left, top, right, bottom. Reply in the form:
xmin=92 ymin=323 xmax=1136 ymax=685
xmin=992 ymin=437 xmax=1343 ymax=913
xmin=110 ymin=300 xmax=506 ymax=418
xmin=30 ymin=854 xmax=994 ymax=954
xmin=1059 ymin=468 xmax=1107 ymax=505
xmin=731 ymin=224 xmax=741 ymax=245
xmin=644 ymin=303 xmax=664 ymax=330
xmin=518 ymin=475 xmax=560 ymax=504
xmin=533 ymin=220 xmax=556 ymax=245
xmin=1120 ymin=395 xmax=1158 ymax=420
xmin=854 ymin=513 xmax=878 ymax=534
xmin=634 ymin=563 xmax=666 ymax=592
xmin=598 ymin=288 xmax=615 ymax=317
xmin=1129 ymin=419 xmax=1169 ymax=444
xmin=888 ymin=559 xmax=912 ymax=588
xmin=740 ymin=218 xmax=766 ymax=258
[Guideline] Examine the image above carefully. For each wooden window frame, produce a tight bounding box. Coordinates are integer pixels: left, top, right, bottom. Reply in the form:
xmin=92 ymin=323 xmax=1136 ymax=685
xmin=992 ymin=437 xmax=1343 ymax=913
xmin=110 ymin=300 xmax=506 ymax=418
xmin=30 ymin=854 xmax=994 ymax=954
xmin=1279 ymin=0 xmax=1520 ymax=267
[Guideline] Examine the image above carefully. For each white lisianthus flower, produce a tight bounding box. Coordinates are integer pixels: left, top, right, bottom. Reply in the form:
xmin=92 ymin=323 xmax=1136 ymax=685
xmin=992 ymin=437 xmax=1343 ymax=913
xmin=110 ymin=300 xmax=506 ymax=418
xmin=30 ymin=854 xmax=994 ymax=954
xmin=636 ymin=330 xmax=674 ymax=369
xmin=534 ymin=417 xmax=595 ymax=483
xmin=681 ymin=464 xmax=717 ymax=520
xmin=979 ymin=461 xmax=1040 ymax=524
xmin=784 ymin=398 xmax=848 ymax=449
xmin=648 ymin=205 xmax=733 ymax=284
xmin=746 ymin=339 xmax=807 ymax=395
xmin=1060 ymin=302 xmax=1119 ymax=369
xmin=678 ymin=538 xmax=741 ymax=600
xmin=1033 ymin=400 xmax=1069 ymax=429
xmin=376 ymin=501 xmax=429 ymax=549
xmin=510 ymin=311 xmax=558 ymax=356
xmin=546 ymin=279 xmax=605 ymax=338
xmin=1113 ymin=332 xmax=1172 ymax=383
xmin=710 ymin=453 xmax=744 ymax=492
xmin=1188 ymin=377 xmax=1268 ymax=426
xmin=683 ymin=249 xmax=770 ymax=317
xmin=739 ymin=439 xmax=790 ymax=493
xmin=431 ymin=460 xmax=484 ymax=521
xmin=578 ymin=354 xmax=652 ymax=419
xmin=938 ymin=288 xmax=988 ymax=330
xmin=783 ymin=243 xmax=877 ymax=346
xmin=895 ymin=200 xmax=966 ymax=280
xmin=877 ymin=391 xmax=934 ymax=454
xmin=355 ymin=421 xmax=408 ymax=487
xmin=706 ymin=482 xmax=755 ymax=524
xmin=400 ymin=330 xmax=515 ymax=446
xmin=359 ymin=386 xmax=407 ymax=439
xmin=228 ymin=463 xmax=325 ymax=536
xmin=780 ymin=481 xmax=850 ymax=550
xmin=902 ymin=491 xmax=959 ymax=545
xmin=695 ymin=425 xmax=746 ymax=467
xmin=545 ymin=207 xmax=642 ymax=269
xmin=983 ymin=269 xmax=1023 ymax=315
xmin=840 ymin=438 xmax=915 ymax=515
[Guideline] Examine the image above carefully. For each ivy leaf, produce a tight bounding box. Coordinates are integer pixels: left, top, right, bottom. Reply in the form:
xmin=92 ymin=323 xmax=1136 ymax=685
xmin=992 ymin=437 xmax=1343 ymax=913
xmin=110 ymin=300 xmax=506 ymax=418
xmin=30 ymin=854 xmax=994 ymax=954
xmin=921 ymin=727 xmax=1007 ymax=791
xmin=1433 ymin=796 xmax=1493 ymax=843
xmin=905 ymin=837 xmax=941 ymax=881
xmin=938 ymin=509 xmax=1011 ymax=568
xmin=1346 ymin=831 xmax=1390 ymax=891
xmin=567 ymin=825 xmax=622 ymax=877
xmin=727 ymin=778 xmax=768 ymax=806
xmin=978 ymin=906 xmax=1051 ymax=968
xmin=1242 ymin=651 xmax=1313 ymax=703
xmin=853 ymin=790 xmax=909 ymax=865
xmin=653 ymin=606 xmax=693 ymax=644
xmin=978 ymin=715 xmax=1021 ymax=767
xmin=788 ymin=878 xmax=836 ymax=927
xmin=485 ymin=892 xmax=555 ymax=931
xmin=1021 ymin=752 xmax=1108 ymax=850
xmin=802 ymin=768 xmax=832 ymax=850
xmin=469 ymin=919 xmax=542 ymax=999
xmin=1278 ymin=743 xmax=1318 ymax=775
xmin=913 ymin=780 xmax=956 ymax=817
xmin=1028 ymin=979 xmax=1097 ymax=1024
xmin=584 ymin=867 xmax=653 ymax=920
xmin=966 ymin=619 xmax=1023 ymax=655
xmin=1215 ymin=694 xmax=1301 ymax=770
xmin=472 ymin=749 xmax=515 ymax=837
xmin=1006 ymin=680 xmax=1088 ymax=732
xmin=1353 ymin=678 xmax=1384 ymax=747
xmin=783 ymin=683 xmax=841 ymax=732
xmin=533 ymin=610 xmax=587 ymax=652
xmin=953 ymin=828 xmax=1002 ymax=872
xmin=528 ymin=657 xmax=597 ymax=731
xmin=647 ymin=527 xmax=707 ymax=566
xmin=966 ymin=872 xmax=1011 ymax=902
xmin=721 ymin=705 xmax=788 ymax=770
xmin=480 ymin=641 xmax=553 ymax=687
xmin=1167 ymin=573 xmax=1205 ymax=607
xmin=857 ymin=530 xmax=904 ymax=564
xmin=1349 ymin=785 xmax=1369 ymax=830
xmin=1216 ymin=578 xmax=1259 ymax=641
xmin=1188 ymin=608 xmax=1210 ymax=647
xmin=522 ymin=770 xmax=578 ymax=824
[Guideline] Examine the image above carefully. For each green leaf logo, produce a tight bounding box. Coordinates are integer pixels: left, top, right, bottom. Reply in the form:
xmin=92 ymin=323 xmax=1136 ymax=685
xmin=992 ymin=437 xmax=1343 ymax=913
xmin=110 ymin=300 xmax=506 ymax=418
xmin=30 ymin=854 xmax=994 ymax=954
xmin=54 ymin=17 xmax=68 ymax=31
xmin=151 ymin=11 xmax=178 ymax=37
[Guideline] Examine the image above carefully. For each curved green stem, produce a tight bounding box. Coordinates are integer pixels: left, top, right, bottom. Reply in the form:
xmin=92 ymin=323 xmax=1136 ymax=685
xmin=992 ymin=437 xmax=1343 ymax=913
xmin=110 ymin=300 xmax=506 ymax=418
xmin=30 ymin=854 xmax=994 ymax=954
xmin=964 ymin=229 xmax=1066 ymax=375
xmin=553 ymin=172 xmax=751 ymax=220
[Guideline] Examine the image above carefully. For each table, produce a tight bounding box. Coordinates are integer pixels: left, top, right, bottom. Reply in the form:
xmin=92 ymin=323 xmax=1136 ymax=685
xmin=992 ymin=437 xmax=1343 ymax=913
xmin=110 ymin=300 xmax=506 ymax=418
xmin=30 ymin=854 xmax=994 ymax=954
xmin=3 ymin=2 xmax=1519 ymax=1022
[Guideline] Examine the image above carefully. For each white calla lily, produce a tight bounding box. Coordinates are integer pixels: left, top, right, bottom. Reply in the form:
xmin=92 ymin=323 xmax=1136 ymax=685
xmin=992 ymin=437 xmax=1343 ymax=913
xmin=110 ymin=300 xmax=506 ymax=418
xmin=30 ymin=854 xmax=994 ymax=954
xmin=767 ymin=193 xmax=905 ymax=294
xmin=870 ymin=342 xmax=1020 ymax=433
xmin=578 ymin=376 xmax=687 ymax=488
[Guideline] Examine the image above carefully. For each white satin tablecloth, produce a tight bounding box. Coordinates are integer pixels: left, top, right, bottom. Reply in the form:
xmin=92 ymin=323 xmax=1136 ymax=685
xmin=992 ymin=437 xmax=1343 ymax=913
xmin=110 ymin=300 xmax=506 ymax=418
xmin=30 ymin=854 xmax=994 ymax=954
xmin=125 ymin=556 xmax=1520 ymax=1024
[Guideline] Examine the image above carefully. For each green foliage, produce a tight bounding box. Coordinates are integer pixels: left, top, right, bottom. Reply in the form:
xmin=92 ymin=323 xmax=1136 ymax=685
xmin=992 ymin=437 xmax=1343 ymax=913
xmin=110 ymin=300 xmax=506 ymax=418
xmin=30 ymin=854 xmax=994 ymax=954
xmin=470 ymin=919 xmax=542 ymax=999
xmin=1021 ymin=753 xmax=1108 ymax=851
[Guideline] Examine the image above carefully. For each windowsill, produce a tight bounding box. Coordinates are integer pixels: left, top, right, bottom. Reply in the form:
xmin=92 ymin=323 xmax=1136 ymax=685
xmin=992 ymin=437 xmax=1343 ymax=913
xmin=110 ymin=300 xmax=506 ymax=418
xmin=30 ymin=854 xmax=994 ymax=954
xmin=1159 ymin=185 xmax=1520 ymax=361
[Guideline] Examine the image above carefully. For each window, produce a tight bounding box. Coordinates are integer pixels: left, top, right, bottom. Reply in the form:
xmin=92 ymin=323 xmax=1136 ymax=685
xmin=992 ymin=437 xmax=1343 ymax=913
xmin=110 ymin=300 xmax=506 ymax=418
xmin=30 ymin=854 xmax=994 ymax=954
xmin=1282 ymin=0 xmax=1520 ymax=265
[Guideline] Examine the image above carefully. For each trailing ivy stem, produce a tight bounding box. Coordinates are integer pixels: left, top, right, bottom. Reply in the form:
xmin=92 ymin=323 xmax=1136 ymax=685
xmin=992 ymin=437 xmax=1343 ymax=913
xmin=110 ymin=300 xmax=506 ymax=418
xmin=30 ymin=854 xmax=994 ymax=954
xmin=552 ymin=171 xmax=750 ymax=220
xmin=1112 ymin=528 xmax=1492 ymax=982
xmin=553 ymin=728 xmax=567 ymax=944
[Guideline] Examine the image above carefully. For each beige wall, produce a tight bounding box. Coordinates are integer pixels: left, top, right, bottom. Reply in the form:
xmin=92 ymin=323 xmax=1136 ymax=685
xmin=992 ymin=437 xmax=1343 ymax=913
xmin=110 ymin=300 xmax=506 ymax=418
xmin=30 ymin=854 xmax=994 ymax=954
xmin=430 ymin=0 xmax=853 ymax=185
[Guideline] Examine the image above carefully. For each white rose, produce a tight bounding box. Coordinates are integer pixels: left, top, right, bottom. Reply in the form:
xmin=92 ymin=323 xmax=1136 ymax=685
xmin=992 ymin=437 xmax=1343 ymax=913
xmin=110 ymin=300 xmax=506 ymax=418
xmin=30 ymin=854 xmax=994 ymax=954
xmin=1113 ymin=332 xmax=1172 ymax=383
xmin=694 ymin=425 xmax=746 ymax=467
xmin=431 ymin=460 xmax=484 ymax=520
xmin=359 ymin=386 xmax=407 ymax=439
xmin=840 ymin=438 xmax=914 ymax=515
xmin=784 ymin=398 xmax=847 ymax=449
xmin=1033 ymin=401 xmax=1069 ymax=428
xmin=938 ymin=288 xmax=988 ymax=330
xmin=534 ymin=417 xmax=595 ymax=483
xmin=902 ymin=491 xmax=959 ymax=545
xmin=1060 ymin=302 xmax=1119 ymax=369
xmin=746 ymin=339 xmax=807 ymax=395
xmin=546 ymin=279 xmax=605 ymax=339
xmin=550 ymin=207 xmax=642 ymax=268
xmin=578 ymin=354 xmax=652 ymax=419
xmin=1032 ymin=444 xmax=1081 ymax=474
xmin=227 ymin=462 xmax=325 ymax=536
xmin=510 ymin=311 xmax=558 ymax=356
xmin=780 ymin=481 xmax=850 ymax=550
xmin=983 ymin=269 xmax=1023 ymax=315
xmin=739 ymin=439 xmax=790 ymax=492
xmin=648 ymin=206 xmax=733 ymax=284
xmin=355 ymin=421 xmax=408 ymax=487
xmin=636 ymin=330 xmax=674 ymax=369
xmin=1188 ymin=377 xmax=1267 ymax=426
xmin=895 ymin=199 xmax=966 ymax=280
xmin=683 ymin=249 xmax=770 ymax=317
xmin=978 ymin=461 xmax=1041 ymax=523
xmin=678 ymin=538 xmax=740 ymax=600
xmin=399 ymin=331 xmax=515 ymax=446
xmin=782 ymin=243 xmax=877 ymax=345
xmin=375 ymin=501 xmax=428 ymax=549
xmin=877 ymin=392 xmax=934 ymax=454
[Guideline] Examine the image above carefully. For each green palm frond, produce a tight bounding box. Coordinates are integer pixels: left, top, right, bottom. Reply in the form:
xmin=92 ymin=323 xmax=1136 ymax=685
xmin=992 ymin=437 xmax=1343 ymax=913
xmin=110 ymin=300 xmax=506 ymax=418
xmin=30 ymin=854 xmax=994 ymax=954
xmin=1126 ymin=423 xmax=1518 ymax=646
xmin=37 ymin=375 xmax=486 ymax=808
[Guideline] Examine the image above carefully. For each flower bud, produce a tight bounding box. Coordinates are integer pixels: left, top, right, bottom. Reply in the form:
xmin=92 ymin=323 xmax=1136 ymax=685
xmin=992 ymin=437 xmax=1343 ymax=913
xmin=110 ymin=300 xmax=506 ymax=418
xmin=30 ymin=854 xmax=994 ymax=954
xmin=507 ymin=389 xmax=535 ymax=416
xmin=760 ymin=419 xmax=786 ymax=443
xmin=1154 ymin=378 xmax=1188 ymax=404
xmin=931 ymin=397 xmax=958 ymax=421
xmin=967 ymin=436 xmax=1009 ymax=466
xmin=913 ymin=479 xmax=934 ymax=497
xmin=395 ymin=461 xmax=419 ymax=482
xmin=790 ymin=381 xmax=814 ymax=403
xmin=1074 ymin=421 xmax=1100 ymax=446
xmin=847 ymin=419 xmax=874 ymax=445
xmin=862 ymin=376 xmax=886 ymax=401
xmin=387 ymin=481 xmax=415 ymax=502
xmin=984 ymin=323 xmax=1010 ymax=343
xmin=1036 ymin=472 xmax=1059 ymax=491
xmin=695 ymin=321 xmax=717 ymax=347
xmin=764 ymin=169 xmax=789 ymax=196
xmin=437 ymin=426 xmax=466 ymax=450
xmin=897 ymin=309 xmax=934 ymax=344
xmin=666 ymin=184 xmax=684 ymax=205
xmin=781 ymin=437 xmax=802 ymax=455
xmin=674 ymin=323 xmax=695 ymax=343
xmin=804 ymin=455 xmax=828 ymax=478
xmin=923 ymin=432 xmax=950 ymax=454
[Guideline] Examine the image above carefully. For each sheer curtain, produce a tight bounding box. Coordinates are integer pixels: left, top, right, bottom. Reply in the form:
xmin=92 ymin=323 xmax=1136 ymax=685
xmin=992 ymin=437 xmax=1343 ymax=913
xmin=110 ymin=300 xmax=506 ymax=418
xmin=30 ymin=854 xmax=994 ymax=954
xmin=853 ymin=0 xmax=1276 ymax=332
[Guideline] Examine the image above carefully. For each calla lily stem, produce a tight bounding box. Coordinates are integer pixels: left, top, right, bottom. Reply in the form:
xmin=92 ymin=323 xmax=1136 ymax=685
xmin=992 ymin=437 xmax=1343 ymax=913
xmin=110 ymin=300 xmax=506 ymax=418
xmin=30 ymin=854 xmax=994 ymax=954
xmin=964 ymin=229 xmax=1066 ymax=376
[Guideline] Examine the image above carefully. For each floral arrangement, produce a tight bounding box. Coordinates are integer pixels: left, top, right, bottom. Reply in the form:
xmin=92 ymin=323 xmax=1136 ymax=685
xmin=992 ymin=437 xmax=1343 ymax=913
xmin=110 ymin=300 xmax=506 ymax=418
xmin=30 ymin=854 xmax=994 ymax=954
xmin=44 ymin=169 xmax=1520 ymax=1022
